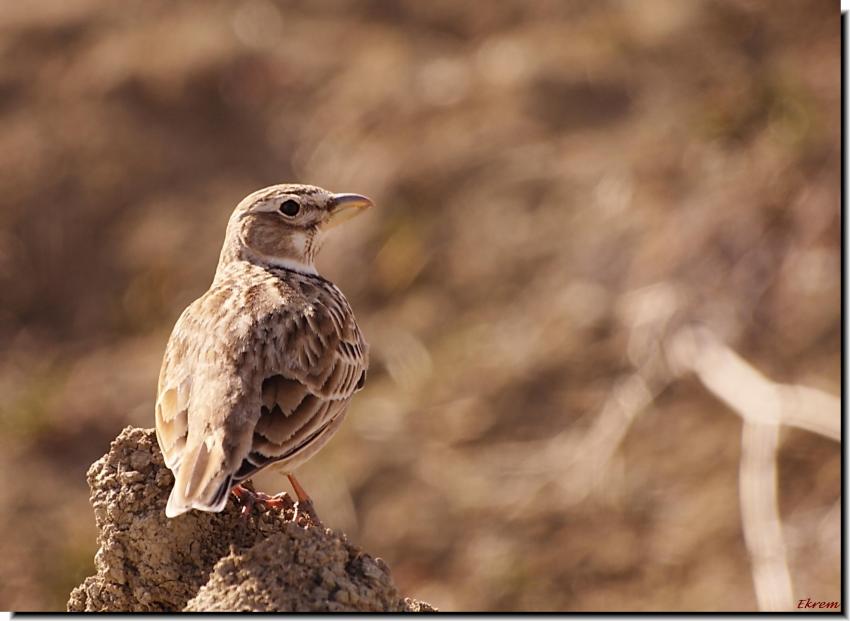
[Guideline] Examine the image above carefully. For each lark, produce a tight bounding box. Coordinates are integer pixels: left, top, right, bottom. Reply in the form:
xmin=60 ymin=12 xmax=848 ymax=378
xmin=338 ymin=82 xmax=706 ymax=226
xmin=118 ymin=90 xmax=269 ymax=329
xmin=155 ymin=184 xmax=372 ymax=523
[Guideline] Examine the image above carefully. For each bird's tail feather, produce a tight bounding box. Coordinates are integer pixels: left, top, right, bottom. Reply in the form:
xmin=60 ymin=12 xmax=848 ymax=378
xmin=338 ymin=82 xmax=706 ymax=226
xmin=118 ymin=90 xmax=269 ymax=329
xmin=165 ymin=436 xmax=233 ymax=518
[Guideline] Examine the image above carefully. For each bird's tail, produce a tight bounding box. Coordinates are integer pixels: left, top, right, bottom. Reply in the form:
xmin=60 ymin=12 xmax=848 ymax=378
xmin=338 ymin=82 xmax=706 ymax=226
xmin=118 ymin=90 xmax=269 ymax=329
xmin=165 ymin=435 xmax=233 ymax=518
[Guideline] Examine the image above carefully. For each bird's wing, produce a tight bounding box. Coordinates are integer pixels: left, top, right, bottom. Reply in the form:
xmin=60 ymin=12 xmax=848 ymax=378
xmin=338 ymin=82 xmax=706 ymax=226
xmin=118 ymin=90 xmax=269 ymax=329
xmin=238 ymin=284 xmax=369 ymax=482
xmin=154 ymin=304 xmax=195 ymax=474
xmin=155 ymin=278 xmax=368 ymax=517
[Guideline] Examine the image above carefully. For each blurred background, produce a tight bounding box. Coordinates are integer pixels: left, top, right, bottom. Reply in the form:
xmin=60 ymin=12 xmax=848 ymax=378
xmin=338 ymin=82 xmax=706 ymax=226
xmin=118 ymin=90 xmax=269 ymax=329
xmin=0 ymin=0 xmax=840 ymax=612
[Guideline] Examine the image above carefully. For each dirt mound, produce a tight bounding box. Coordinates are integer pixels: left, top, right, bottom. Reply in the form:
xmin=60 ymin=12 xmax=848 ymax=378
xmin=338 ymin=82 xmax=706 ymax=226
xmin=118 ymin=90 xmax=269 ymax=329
xmin=186 ymin=527 xmax=433 ymax=612
xmin=67 ymin=427 xmax=433 ymax=612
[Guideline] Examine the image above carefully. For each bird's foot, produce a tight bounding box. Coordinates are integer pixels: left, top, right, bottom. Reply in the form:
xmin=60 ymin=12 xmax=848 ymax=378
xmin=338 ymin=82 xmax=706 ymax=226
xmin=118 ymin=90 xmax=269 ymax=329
xmin=231 ymin=483 xmax=295 ymax=522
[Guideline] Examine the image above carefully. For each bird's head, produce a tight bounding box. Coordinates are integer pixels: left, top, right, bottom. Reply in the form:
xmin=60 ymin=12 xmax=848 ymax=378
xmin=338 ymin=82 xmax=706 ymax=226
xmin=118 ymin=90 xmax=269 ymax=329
xmin=222 ymin=184 xmax=373 ymax=274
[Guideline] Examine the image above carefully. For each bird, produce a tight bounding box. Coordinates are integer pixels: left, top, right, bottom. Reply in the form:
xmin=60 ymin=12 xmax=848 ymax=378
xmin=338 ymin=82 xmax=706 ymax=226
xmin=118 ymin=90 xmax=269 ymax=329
xmin=154 ymin=183 xmax=372 ymax=522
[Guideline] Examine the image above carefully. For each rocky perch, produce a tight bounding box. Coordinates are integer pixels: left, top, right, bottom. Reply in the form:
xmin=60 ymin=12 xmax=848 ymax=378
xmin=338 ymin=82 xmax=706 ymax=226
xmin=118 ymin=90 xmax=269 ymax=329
xmin=68 ymin=427 xmax=435 ymax=612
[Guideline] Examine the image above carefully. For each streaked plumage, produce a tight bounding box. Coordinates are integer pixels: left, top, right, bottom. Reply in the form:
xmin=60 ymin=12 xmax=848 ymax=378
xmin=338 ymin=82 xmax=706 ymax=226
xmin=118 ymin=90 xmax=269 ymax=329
xmin=155 ymin=184 xmax=371 ymax=518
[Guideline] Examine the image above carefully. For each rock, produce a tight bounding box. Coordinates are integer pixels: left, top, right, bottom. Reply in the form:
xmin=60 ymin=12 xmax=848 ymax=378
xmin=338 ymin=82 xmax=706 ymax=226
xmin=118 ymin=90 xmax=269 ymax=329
xmin=67 ymin=426 xmax=434 ymax=613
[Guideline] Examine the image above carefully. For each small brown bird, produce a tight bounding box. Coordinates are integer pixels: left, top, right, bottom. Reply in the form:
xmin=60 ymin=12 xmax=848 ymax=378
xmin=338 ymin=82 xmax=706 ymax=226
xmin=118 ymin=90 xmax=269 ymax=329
xmin=155 ymin=184 xmax=371 ymax=520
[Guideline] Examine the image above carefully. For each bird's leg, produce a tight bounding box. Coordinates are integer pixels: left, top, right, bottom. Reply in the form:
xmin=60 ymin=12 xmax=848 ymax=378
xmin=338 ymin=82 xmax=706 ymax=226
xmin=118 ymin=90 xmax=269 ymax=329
xmin=287 ymin=474 xmax=323 ymax=528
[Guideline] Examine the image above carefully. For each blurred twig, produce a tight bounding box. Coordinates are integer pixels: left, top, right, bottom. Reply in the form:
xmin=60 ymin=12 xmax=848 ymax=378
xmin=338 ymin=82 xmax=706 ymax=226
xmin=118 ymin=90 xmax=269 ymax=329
xmin=667 ymin=327 xmax=840 ymax=440
xmin=667 ymin=325 xmax=840 ymax=612
xmin=547 ymin=371 xmax=657 ymax=505
xmin=738 ymin=421 xmax=792 ymax=611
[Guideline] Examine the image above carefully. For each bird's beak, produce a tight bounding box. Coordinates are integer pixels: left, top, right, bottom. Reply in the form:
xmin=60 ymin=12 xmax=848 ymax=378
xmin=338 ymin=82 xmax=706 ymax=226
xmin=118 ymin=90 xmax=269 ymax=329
xmin=324 ymin=193 xmax=373 ymax=229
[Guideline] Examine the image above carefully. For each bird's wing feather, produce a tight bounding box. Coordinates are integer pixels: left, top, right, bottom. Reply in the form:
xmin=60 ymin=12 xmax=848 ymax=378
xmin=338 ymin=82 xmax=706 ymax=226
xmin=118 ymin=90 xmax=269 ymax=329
xmin=156 ymin=296 xmax=244 ymax=517
xmin=239 ymin=283 xmax=368 ymax=481
xmin=155 ymin=307 xmax=195 ymax=471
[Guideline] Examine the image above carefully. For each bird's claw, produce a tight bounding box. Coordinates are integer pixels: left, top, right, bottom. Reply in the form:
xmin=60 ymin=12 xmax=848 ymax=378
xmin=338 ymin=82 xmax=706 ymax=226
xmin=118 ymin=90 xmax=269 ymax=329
xmin=232 ymin=483 xmax=295 ymax=522
xmin=231 ymin=477 xmax=323 ymax=528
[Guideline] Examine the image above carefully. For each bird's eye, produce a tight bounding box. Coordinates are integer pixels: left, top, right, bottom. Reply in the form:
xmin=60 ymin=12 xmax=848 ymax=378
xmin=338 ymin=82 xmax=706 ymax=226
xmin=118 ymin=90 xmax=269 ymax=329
xmin=279 ymin=199 xmax=300 ymax=217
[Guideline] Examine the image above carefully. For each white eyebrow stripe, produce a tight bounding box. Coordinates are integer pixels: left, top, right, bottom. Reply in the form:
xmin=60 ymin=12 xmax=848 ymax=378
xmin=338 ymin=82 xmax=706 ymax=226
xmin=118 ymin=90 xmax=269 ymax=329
xmin=245 ymin=201 xmax=282 ymax=216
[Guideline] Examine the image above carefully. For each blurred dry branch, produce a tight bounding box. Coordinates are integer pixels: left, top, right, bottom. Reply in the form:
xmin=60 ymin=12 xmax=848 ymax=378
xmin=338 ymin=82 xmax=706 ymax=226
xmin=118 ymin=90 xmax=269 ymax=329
xmin=738 ymin=422 xmax=790 ymax=612
xmin=668 ymin=327 xmax=840 ymax=440
xmin=667 ymin=326 xmax=839 ymax=612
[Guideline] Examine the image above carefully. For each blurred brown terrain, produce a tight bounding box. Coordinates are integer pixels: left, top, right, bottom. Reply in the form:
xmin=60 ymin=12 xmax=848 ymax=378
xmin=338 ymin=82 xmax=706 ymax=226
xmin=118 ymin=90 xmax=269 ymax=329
xmin=0 ymin=0 xmax=839 ymax=612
